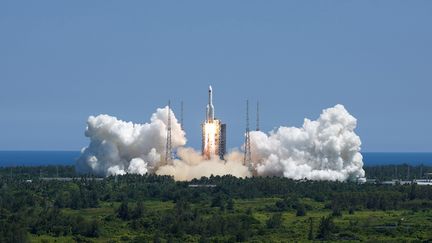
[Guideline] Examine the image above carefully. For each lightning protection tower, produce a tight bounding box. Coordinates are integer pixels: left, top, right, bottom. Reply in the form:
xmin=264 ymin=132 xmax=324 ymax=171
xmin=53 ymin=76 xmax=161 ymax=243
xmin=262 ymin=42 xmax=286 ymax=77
xmin=180 ymin=100 xmax=184 ymax=131
xmin=165 ymin=100 xmax=173 ymax=164
xmin=256 ymin=101 xmax=260 ymax=131
xmin=244 ymin=100 xmax=252 ymax=167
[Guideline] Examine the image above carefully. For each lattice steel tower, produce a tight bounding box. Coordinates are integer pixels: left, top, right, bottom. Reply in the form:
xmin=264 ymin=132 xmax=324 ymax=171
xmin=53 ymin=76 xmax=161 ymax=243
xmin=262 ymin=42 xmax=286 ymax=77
xmin=256 ymin=101 xmax=260 ymax=131
xmin=180 ymin=100 xmax=184 ymax=131
xmin=243 ymin=100 xmax=252 ymax=166
xmin=165 ymin=100 xmax=173 ymax=163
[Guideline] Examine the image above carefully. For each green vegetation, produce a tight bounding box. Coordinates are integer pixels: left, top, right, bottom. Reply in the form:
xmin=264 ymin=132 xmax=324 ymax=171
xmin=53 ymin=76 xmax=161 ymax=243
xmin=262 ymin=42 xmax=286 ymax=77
xmin=364 ymin=164 xmax=432 ymax=181
xmin=1 ymin=165 xmax=432 ymax=242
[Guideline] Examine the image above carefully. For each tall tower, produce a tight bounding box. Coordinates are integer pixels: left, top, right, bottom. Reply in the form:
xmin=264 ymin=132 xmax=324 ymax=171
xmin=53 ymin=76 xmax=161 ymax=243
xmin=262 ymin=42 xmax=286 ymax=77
xmin=180 ymin=100 xmax=184 ymax=131
xmin=244 ymin=100 xmax=252 ymax=167
xmin=165 ymin=100 xmax=173 ymax=163
xmin=256 ymin=101 xmax=260 ymax=131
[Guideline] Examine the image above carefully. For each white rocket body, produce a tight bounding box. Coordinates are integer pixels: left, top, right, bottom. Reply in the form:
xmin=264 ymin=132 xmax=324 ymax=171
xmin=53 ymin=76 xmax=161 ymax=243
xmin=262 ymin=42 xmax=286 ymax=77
xmin=206 ymin=85 xmax=215 ymax=122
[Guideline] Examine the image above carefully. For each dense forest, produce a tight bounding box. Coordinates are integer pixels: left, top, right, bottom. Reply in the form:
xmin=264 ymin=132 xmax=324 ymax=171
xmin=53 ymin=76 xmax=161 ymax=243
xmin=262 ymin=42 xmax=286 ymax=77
xmin=0 ymin=165 xmax=432 ymax=242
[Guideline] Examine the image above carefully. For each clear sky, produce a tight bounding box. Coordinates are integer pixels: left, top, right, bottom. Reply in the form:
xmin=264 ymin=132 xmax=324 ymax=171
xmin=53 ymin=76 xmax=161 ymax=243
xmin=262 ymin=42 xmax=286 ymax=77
xmin=1 ymin=1 xmax=431 ymax=152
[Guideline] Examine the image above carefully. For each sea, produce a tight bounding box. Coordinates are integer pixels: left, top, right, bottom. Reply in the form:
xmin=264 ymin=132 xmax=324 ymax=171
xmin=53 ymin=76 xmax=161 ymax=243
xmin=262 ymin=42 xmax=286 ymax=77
xmin=0 ymin=151 xmax=432 ymax=167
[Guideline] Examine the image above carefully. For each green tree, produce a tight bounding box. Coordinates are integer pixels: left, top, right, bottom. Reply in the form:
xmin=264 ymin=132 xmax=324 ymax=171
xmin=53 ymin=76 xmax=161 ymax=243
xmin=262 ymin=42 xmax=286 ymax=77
xmin=296 ymin=204 xmax=306 ymax=216
xmin=199 ymin=234 xmax=209 ymax=243
xmin=308 ymin=217 xmax=314 ymax=240
xmin=227 ymin=198 xmax=234 ymax=211
xmin=132 ymin=201 xmax=144 ymax=219
xmin=409 ymin=183 xmax=417 ymax=200
xmin=332 ymin=206 xmax=342 ymax=217
xmin=86 ymin=219 xmax=100 ymax=237
xmin=246 ymin=208 xmax=253 ymax=215
xmin=153 ymin=233 xmax=161 ymax=243
xmin=211 ymin=194 xmax=223 ymax=208
xmin=317 ymin=215 xmax=336 ymax=240
xmin=117 ymin=201 xmax=129 ymax=220
xmin=266 ymin=213 xmax=283 ymax=229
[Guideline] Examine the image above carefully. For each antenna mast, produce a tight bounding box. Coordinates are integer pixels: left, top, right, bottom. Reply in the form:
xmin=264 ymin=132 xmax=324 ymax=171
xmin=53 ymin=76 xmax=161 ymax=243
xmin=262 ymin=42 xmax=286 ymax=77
xmin=243 ymin=100 xmax=252 ymax=167
xmin=256 ymin=101 xmax=260 ymax=131
xmin=180 ymin=100 xmax=184 ymax=131
xmin=165 ymin=100 xmax=173 ymax=163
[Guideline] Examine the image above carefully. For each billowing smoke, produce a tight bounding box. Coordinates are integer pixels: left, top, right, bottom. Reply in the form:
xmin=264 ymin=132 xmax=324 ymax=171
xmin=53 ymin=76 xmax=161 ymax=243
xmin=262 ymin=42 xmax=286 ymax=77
xmin=157 ymin=148 xmax=250 ymax=181
xmin=76 ymin=107 xmax=186 ymax=176
xmin=76 ymin=104 xmax=364 ymax=181
xmin=251 ymin=105 xmax=364 ymax=181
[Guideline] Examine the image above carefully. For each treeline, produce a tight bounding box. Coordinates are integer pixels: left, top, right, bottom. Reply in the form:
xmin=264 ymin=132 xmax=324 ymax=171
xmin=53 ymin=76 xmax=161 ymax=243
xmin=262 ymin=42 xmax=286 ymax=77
xmin=0 ymin=165 xmax=77 ymax=178
xmin=331 ymin=183 xmax=432 ymax=212
xmin=364 ymin=164 xmax=432 ymax=181
xmin=2 ymin=171 xmax=432 ymax=211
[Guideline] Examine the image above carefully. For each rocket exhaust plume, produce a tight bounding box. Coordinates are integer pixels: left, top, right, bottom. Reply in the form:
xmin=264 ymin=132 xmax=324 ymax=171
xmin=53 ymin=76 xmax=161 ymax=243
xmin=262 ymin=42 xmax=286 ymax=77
xmin=77 ymin=88 xmax=364 ymax=181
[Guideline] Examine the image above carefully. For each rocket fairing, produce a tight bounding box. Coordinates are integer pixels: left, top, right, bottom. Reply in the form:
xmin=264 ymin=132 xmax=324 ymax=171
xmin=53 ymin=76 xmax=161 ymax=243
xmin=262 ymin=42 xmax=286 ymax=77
xmin=206 ymin=85 xmax=215 ymax=122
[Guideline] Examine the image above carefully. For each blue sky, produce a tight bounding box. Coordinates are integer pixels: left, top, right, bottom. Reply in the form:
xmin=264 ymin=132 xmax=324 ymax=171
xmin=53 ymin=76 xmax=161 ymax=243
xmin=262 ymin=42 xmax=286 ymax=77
xmin=1 ymin=1 xmax=431 ymax=152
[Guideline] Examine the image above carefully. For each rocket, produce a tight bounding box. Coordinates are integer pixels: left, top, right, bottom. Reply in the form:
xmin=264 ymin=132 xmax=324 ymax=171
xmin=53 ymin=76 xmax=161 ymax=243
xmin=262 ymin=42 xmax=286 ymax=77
xmin=206 ymin=85 xmax=215 ymax=122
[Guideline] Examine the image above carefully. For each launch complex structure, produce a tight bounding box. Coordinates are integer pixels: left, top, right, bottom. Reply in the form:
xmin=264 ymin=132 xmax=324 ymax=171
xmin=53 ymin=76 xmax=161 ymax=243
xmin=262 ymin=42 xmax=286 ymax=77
xmin=165 ymin=85 xmax=257 ymax=172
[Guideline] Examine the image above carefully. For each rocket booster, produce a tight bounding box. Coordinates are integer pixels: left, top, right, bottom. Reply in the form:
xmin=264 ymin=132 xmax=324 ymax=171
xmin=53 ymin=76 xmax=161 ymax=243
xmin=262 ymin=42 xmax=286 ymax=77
xmin=206 ymin=85 xmax=215 ymax=122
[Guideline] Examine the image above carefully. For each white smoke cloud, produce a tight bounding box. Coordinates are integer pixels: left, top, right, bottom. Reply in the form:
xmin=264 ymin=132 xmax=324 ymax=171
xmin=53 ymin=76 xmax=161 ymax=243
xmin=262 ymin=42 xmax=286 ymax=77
xmin=156 ymin=148 xmax=250 ymax=180
xmin=76 ymin=104 xmax=364 ymax=181
xmin=251 ymin=104 xmax=364 ymax=181
xmin=76 ymin=107 xmax=186 ymax=177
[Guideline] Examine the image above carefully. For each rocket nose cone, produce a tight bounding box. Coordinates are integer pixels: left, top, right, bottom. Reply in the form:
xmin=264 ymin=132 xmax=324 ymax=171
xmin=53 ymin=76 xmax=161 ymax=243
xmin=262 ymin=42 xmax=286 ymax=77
xmin=209 ymin=85 xmax=212 ymax=92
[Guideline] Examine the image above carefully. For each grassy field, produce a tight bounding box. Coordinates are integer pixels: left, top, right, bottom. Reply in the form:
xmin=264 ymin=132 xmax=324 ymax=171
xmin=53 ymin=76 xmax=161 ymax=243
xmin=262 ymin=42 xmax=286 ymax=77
xmin=29 ymin=197 xmax=432 ymax=242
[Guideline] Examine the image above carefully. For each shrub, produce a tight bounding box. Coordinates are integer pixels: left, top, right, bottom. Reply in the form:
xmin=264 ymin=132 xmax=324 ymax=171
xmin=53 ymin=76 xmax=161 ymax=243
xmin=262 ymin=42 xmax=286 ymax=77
xmin=266 ymin=213 xmax=283 ymax=229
